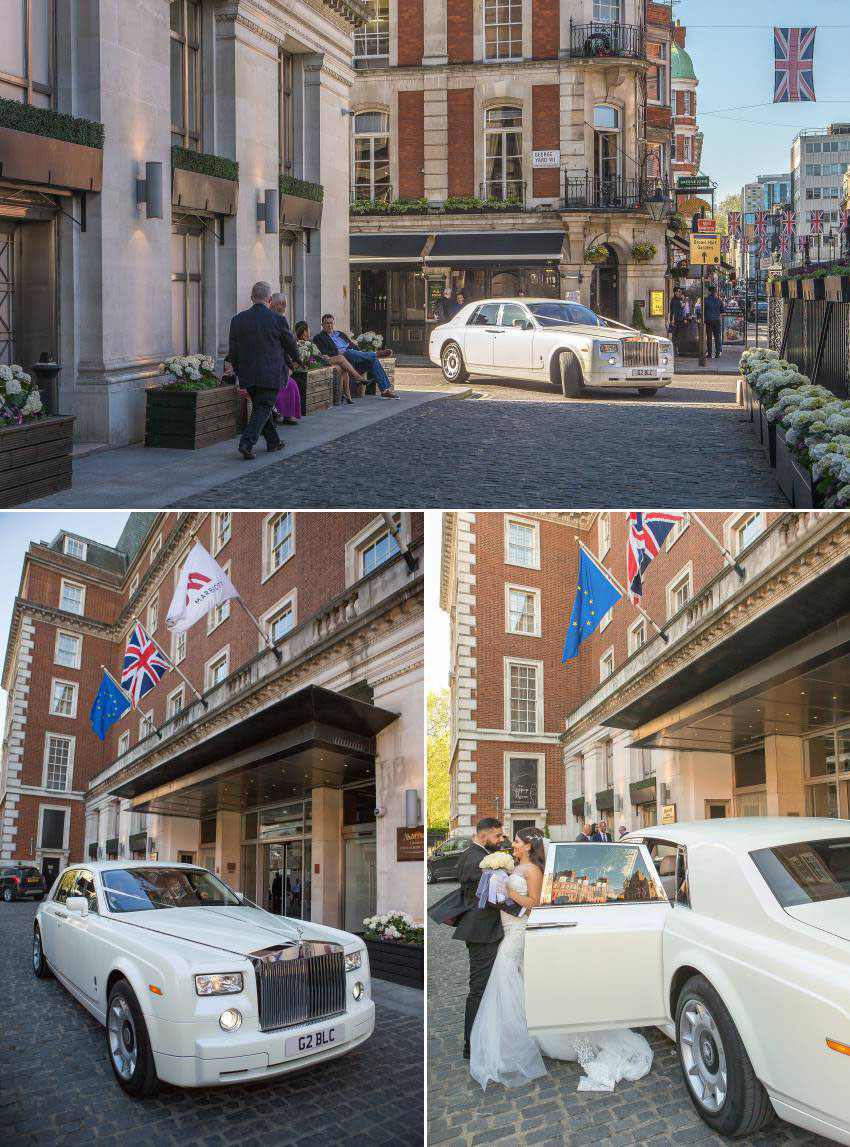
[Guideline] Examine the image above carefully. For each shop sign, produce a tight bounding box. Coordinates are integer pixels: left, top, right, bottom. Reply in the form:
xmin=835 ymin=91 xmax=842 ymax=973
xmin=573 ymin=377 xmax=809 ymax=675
xmin=649 ymin=290 xmax=665 ymax=317
xmin=689 ymin=235 xmax=721 ymax=265
xmin=532 ymin=149 xmax=560 ymax=168
xmin=509 ymin=758 xmax=539 ymax=809
xmin=677 ymin=175 xmax=711 ymax=191
xmin=661 ymin=804 xmax=677 ymax=825
xmin=697 ymin=218 xmax=717 ymax=235
xmin=397 ymin=825 xmax=424 ymax=862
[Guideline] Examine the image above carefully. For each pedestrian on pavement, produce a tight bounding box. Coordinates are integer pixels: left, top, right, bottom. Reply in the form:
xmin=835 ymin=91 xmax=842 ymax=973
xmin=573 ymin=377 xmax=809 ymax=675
xmin=618 ymin=824 xmax=629 ymax=839
xmin=453 ymin=290 xmax=466 ymax=314
xmin=295 ymin=320 xmax=360 ymax=403
xmin=576 ymin=822 xmax=593 ymax=842
xmin=452 ymin=816 xmax=505 ymax=1060
xmin=228 ymin=281 xmax=300 ymax=459
xmin=314 ymin=315 xmax=398 ymax=398
xmin=434 ymin=287 xmax=454 ymax=324
xmin=269 ymin=294 xmax=303 ymax=425
xmin=592 ymin=820 xmax=612 ymax=842
xmin=668 ymin=288 xmax=687 ymax=355
xmin=704 ymin=284 xmax=725 ymax=359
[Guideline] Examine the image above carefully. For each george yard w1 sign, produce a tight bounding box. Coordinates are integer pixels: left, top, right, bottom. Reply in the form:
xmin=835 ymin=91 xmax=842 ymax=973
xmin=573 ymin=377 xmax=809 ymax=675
xmin=532 ymin=150 xmax=560 ymax=168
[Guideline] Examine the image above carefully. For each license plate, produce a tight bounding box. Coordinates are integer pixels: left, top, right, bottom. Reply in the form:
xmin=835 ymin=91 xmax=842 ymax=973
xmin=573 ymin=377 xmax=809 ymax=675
xmin=26 ymin=878 xmax=39 ymax=884
xmin=632 ymin=369 xmax=658 ymax=377
xmin=285 ymin=1023 xmax=344 ymax=1059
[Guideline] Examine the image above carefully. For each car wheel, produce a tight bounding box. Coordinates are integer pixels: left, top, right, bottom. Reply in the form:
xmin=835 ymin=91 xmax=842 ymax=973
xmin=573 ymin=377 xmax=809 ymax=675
xmin=426 ymin=865 xmax=434 ymax=884
xmin=2 ymin=887 xmax=12 ymax=903
xmin=636 ymin=387 xmax=658 ymax=397
xmin=107 ymin=979 xmax=159 ymax=1097
xmin=557 ymin=350 xmax=583 ymax=398
xmin=675 ymin=974 xmax=773 ymax=1138
xmin=32 ymin=924 xmax=51 ymax=979
xmin=440 ymin=342 xmax=469 ymax=384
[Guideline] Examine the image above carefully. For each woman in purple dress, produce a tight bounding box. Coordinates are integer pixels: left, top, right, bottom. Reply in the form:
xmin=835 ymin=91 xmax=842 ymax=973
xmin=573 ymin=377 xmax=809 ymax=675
xmin=269 ymin=294 xmax=303 ymax=425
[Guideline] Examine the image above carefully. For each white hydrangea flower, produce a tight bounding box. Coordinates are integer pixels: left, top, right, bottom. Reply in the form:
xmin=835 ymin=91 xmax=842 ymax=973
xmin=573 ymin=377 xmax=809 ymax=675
xmin=5 ymin=377 xmax=22 ymax=395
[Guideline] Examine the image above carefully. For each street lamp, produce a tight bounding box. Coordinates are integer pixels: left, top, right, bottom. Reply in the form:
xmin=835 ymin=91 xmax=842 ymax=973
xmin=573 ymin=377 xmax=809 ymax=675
xmin=645 ymin=186 xmax=674 ymax=223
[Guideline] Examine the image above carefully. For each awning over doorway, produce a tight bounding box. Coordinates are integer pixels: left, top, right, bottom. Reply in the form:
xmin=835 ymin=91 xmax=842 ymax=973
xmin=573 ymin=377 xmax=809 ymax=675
xmin=425 ymin=231 xmax=566 ymax=263
xmin=350 ymin=232 xmax=429 ymax=264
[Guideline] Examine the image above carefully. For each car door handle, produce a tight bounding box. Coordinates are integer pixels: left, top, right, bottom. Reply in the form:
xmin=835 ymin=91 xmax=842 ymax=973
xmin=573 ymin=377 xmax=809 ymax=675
xmin=485 ymin=328 xmax=505 ymax=334
xmin=527 ymin=921 xmax=578 ymax=930
xmin=55 ymin=911 xmax=67 ymax=919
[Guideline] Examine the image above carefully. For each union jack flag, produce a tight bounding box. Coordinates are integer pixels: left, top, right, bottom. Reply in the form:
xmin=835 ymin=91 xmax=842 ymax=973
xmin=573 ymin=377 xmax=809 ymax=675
xmin=627 ymin=512 xmax=685 ymax=604
xmin=779 ymin=233 xmax=790 ymax=257
xmin=758 ymin=233 xmax=771 ymax=256
xmin=809 ymin=210 xmax=824 ymax=235
xmin=741 ymin=234 xmax=750 ymax=250
xmin=774 ymin=27 xmax=816 ymax=103
xmin=720 ymin=235 xmax=730 ymax=257
xmin=781 ymin=209 xmax=796 ymax=236
xmin=121 ymin=622 xmax=171 ymax=707
xmin=727 ymin=211 xmax=742 ymax=239
xmin=754 ymin=210 xmax=768 ymax=235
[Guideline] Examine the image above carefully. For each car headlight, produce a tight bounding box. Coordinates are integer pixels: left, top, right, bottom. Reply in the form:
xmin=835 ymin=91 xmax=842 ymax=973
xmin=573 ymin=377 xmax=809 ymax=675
xmin=219 ymin=1008 xmax=242 ymax=1031
xmin=598 ymin=342 xmax=620 ymax=354
xmin=195 ymin=972 xmax=243 ymax=996
xmin=344 ymin=950 xmax=363 ymax=973
xmin=352 ymin=981 xmax=365 ymax=1000
xmin=662 ymin=356 xmax=669 ymax=366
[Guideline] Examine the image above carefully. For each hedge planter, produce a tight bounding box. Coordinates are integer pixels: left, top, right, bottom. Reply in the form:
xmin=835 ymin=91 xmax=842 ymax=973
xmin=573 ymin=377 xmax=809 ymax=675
xmin=775 ymin=427 xmax=796 ymax=503
xmin=825 ymin=275 xmax=850 ymax=303
xmin=292 ymin=366 xmax=334 ymax=415
xmin=760 ymin=406 xmax=777 ymax=467
xmin=0 ymin=415 xmax=74 ymax=506
xmin=145 ymin=384 xmax=237 ymax=449
xmin=363 ymin=938 xmax=423 ymax=988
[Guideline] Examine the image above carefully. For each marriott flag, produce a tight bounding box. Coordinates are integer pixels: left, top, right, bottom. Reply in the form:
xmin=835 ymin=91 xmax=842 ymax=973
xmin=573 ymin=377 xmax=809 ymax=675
xmin=166 ymin=540 xmax=240 ymax=634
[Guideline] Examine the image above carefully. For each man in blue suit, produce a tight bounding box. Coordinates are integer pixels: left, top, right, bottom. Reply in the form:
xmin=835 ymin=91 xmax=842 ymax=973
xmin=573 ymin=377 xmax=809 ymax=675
xmin=592 ymin=820 xmax=612 ymax=842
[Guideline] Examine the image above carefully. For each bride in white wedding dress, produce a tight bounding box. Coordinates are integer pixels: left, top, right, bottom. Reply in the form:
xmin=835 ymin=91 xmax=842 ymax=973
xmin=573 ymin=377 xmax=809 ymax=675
xmin=469 ymin=828 xmax=654 ymax=1093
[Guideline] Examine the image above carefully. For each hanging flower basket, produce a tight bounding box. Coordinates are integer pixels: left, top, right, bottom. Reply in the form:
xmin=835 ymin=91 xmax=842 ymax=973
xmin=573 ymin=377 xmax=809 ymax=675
xmin=585 ymin=245 xmax=608 ymax=265
xmin=631 ymin=242 xmax=657 ymax=263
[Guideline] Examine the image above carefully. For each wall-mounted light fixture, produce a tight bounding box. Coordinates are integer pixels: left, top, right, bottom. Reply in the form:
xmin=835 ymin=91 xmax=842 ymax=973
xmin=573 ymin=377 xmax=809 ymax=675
xmin=257 ymin=189 xmax=279 ymax=234
xmin=136 ymin=161 xmax=163 ymax=219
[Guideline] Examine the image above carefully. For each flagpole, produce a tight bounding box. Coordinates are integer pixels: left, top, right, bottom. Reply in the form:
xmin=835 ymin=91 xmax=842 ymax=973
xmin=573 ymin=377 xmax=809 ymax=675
xmin=576 ymin=540 xmax=669 ymax=644
xmin=688 ymin=514 xmax=746 ymax=579
xmin=237 ymin=598 xmax=282 ymax=662
xmin=132 ymin=616 xmax=208 ymax=710
xmin=100 ymin=665 xmax=162 ymax=740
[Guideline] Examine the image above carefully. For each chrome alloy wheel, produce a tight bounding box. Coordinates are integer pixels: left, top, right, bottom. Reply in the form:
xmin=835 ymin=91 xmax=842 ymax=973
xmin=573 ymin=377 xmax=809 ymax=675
xmin=32 ymin=928 xmax=41 ymax=972
xmin=441 ymin=345 xmax=462 ymax=380
xmin=108 ymin=995 xmax=139 ymax=1081
xmin=679 ymin=997 xmax=729 ymax=1113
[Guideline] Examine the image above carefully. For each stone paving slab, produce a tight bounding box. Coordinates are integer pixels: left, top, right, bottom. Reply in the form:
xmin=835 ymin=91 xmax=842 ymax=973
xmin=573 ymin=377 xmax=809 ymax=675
xmin=426 ymin=883 xmax=830 ymax=1147
xmin=0 ymin=902 xmax=422 ymax=1147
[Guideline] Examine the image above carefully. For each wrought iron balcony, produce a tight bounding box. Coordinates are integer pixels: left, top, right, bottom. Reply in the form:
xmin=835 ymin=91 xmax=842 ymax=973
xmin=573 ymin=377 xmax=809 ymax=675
xmin=563 ymin=173 xmax=671 ymax=212
xmin=569 ymin=21 xmax=646 ymax=61
xmin=479 ymin=181 xmax=527 ymax=208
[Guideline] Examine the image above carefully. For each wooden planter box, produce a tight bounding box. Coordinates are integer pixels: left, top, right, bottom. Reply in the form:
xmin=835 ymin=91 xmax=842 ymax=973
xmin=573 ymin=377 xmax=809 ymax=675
xmin=0 ymin=415 xmax=74 ymax=506
xmin=292 ymin=366 xmax=334 ymax=415
xmin=792 ymin=457 xmax=822 ymax=509
xmin=748 ymin=385 xmax=762 ymax=438
xmin=760 ymin=405 xmax=777 ymax=467
xmin=825 ymin=275 xmax=850 ymax=303
xmin=145 ymin=383 xmax=237 ymax=449
xmin=775 ymin=426 xmax=795 ymax=503
xmin=363 ymin=937 xmax=423 ymax=989
xmin=362 ymin=356 xmax=397 ymax=396
xmin=0 ymin=125 xmax=103 ymax=192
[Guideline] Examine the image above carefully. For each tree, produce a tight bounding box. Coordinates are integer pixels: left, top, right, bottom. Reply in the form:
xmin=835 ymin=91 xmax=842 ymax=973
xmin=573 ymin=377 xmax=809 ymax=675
xmin=427 ymin=689 xmax=450 ymax=835
xmin=717 ymin=192 xmax=741 ymax=235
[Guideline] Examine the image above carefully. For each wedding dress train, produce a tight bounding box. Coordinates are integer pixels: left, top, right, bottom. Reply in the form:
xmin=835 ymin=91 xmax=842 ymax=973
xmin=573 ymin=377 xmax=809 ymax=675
xmin=469 ymin=870 xmax=654 ymax=1092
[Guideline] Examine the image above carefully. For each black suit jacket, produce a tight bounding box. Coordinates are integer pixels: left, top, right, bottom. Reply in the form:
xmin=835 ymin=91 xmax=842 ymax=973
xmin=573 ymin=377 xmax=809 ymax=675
xmin=576 ymin=833 xmax=590 ymax=842
xmin=591 ymin=831 xmax=611 ymax=843
xmin=314 ymin=329 xmax=356 ymax=358
xmin=228 ymin=303 xmax=300 ymax=392
xmin=452 ymin=842 xmax=504 ymax=945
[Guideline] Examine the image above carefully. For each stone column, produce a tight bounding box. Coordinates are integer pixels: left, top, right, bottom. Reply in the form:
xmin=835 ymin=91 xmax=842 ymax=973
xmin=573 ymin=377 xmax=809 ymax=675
xmin=423 ymin=77 xmax=448 ymax=202
xmin=423 ymin=0 xmax=448 ymax=64
xmin=764 ymin=736 xmax=805 ymax=816
xmin=311 ymin=786 xmax=342 ymax=926
xmin=214 ymin=810 xmax=241 ymax=882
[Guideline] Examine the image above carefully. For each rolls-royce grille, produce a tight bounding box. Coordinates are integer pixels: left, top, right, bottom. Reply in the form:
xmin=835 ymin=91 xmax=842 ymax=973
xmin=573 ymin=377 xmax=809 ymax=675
xmin=623 ymin=339 xmax=659 ymax=368
xmin=250 ymin=942 xmax=346 ymax=1032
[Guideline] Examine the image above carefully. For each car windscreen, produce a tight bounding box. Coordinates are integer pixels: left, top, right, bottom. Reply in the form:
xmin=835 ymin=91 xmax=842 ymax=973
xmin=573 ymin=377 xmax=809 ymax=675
xmin=527 ymin=303 xmax=605 ymax=328
xmin=542 ymin=843 xmax=666 ymax=906
xmin=101 ymin=867 xmax=241 ymax=912
xmin=750 ymin=838 xmax=850 ymax=906
xmin=17 ymin=867 xmax=42 ymax=879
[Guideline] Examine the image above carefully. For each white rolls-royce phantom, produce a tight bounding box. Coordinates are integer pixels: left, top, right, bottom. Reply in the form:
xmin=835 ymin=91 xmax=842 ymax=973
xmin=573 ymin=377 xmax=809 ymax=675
xmin=33 ymin=861 xmax=374 ymax=1096
xmin=428 ymin=298 xmax=674 ymax=396
xmin=524 ymin=819 xmax=850 ymax=1143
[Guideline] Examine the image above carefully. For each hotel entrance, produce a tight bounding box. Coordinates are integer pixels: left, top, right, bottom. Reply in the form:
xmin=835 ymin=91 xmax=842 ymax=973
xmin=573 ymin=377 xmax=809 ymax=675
xmin=264 ymin=839 xmax=310 ymax=919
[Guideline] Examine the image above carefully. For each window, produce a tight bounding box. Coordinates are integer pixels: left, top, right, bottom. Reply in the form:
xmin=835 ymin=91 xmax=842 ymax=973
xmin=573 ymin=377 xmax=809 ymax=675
xmin=483 ymin=0 xmax=521 ymax=61
xmin=506 ymin=660 xmax=541 ymax=733
xmin=206 ymin=649 xmax=229 ymax=689
xmin=505 ymin=518 xmax=538 ymax=568
xmin=665 ymin=513 xmax=689 ymax=549
xmin=167 ymin=686 xmax=185 ymax=719
xmin=628 ymin=617 xmax=646 ymax=654
xmin=60 ymin=579 xmax=85 ymax=615
xmin=752 ymin=837 xmax=850 ymax=906
xmin=500 ymin=303 xmax=529 ymax=329
xmin=484 ymin=106 xmax=523 ymax=201
xmin=599 ymin=606 xmax=612 ymax=632
xmin=353 ymin=0 xmax=389 ymax=58
xmin=207 ymin=561 xmax=231 ymax=631
xmin=147 ymin=598 xmax=159 ymax=633
xmin=506 ymin=585 xmax=539 ymax=635
xmin=505 ymin=754 xmax=543 ymax=810
xmin=600 ymin=649 xmax=614 ymax=682
xmin=40 ymin=808 xmax=67 ymax=852
xmin=49 ymin=680 xmax=77 ymax=719
xmin=213 ymin=512 xmax=231 ymax=554
xmin=139 ymin=710 xmax=154 ymax=741
xmin=667 ymin=568 xmax=691 ymax=618
xmin=593 ymin=0 xmax=621 ymax=21
xmin=44 ymin=735 xmax=73 ymax=792
xmin=171 ymin=224 xmax=204 ymax=355
xmin=0 ymin=0 xmax=54 ymax=108
xmin=645 ymin=142 xmax=667 ymax=182
xmin=362 ymin=528 xmax=400 ymax=575
xmin=170 ymin=0 xmax=202 ymax=149
xmin=598 ymin=511 xmax=610 ymax=557
xmin=150 ymin=533 xmax=162 ymax=563
xmin=352 ymin=111 xmax=391 ymax=202
xmin=268 ymin=512 xmax=294 ymax=574
xmin=129 ymin=573 xmax=139 ymax=597
xmin=118 ymin=731 xmax=130 ymax=756
xmin=63 ymin=536 xmax=86 ymax=560
xmin=594 ymin=105 xmax=620 ymax=183
xmin=263 ymin=591 xmax=297 ymax=647
xmin=647 ymin=41 xmax=668 ymax=105
xmin=54 ymin=631 xmax=81 ymax=669
xmin=172 ymin=629 xmax=187 ymax=665
xmin=732 ymin=511 xmax=764 ymax=554
xmin=542 ymin=843 xmax=666 ymax=907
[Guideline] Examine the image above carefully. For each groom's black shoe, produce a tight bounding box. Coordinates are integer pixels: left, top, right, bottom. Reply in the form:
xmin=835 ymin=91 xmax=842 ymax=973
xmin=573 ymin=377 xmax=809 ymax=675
xmin=462 ymin=1044 xmax=470 ymax=1060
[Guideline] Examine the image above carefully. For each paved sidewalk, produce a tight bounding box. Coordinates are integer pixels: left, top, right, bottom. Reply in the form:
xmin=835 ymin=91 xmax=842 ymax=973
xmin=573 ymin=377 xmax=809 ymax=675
xmin=427 ymin=883 xmax=829 ymax=1147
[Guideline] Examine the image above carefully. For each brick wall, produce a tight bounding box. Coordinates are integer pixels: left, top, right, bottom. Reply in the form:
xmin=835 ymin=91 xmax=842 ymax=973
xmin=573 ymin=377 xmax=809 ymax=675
xmin=648 ymin=2 xmax=672 ymax=27
xmin=397 ymin=89 xmax=425 ymax=198
xmin=396 ymin=0 xmax=424 ymax=66
xmin=647 ymin=104 xmax=672 ymax=130
xmin=447 ymin=0 xmax=473 ymax=64
xmin=531 ymin=85 xmax=561 ymax=198
xmin=531 ymin=0 xmax=559 ymax=59
xmin=447 ymin=89 xmax=475 ymax=196
xmin=672 ymin=24 xmax=687 ymax=48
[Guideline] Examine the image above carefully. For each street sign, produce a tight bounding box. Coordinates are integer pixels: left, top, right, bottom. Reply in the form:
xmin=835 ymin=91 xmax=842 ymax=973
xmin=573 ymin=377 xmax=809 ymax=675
xmin=689 ymin=235 xmax=722 ymax=265
xmin=697 ymin=218 xmax=717 ymax=234
xmin=677 ymin=175 xmax=712 ymax=191
xmin=661 ymin=805 xmax=677 ymax=825
xmin=532 ymin=149 xmax=560 ymax=168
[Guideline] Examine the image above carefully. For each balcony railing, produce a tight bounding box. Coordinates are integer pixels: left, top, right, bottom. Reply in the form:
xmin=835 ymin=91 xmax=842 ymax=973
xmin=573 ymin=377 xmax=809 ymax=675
xmin=569 ymin=21 xmax=646 ymax=61
xmin=479 ymin=180 xmax=527 ymax=207
xmin=563 ymin=173 xmax=671 ymax=212
xmin=350 ymin=183 xmax=393 ymax=205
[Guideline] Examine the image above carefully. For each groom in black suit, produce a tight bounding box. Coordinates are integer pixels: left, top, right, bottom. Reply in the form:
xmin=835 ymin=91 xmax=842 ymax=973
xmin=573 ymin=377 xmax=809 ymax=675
xmin=453 ymin=816 xmax=505 ymax=1059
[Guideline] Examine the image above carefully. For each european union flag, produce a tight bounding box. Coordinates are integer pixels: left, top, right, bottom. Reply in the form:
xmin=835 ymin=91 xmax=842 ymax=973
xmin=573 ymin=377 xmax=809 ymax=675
xmin=90 ymin=672 xmax=131 ymax=741
xmin=562 ymin=549 xmax=623 ymax=661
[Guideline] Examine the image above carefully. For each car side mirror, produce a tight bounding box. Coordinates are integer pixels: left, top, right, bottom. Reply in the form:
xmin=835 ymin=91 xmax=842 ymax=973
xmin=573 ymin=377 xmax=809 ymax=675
xmin=66 ymin=895 xmax=89 ymax=916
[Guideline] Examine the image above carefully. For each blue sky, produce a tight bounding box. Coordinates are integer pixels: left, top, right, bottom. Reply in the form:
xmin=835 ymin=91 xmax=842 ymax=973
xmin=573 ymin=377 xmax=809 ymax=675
xmin=0 ymin=512 xmax=129 ymax=733
xmin=678 ymin=0 xmax=850 ymax=201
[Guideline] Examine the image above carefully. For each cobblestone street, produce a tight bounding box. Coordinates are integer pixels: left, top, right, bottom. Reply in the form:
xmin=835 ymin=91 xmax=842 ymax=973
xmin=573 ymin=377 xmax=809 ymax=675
xmin=426 ymin=883 xmax=831 ymax=1147
xmin=0 ymin=903 xmax=422 ymax=1147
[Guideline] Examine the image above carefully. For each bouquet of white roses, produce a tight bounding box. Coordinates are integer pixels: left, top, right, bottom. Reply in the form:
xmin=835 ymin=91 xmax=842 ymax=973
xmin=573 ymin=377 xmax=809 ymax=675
xmin=157 ymin=354 xmax=219 ymax=390
xmin=0 ymin=364 xmax=45 ymax=427
xmin=479 ymin=852 xmax=515 ymax=872
xmin=356 ymin=330 xmax=383 ymax=352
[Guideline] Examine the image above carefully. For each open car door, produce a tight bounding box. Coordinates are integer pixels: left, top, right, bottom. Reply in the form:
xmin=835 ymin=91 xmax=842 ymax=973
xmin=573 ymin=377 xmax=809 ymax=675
xmin=525 ymin=842 xmax=670 ymax=1036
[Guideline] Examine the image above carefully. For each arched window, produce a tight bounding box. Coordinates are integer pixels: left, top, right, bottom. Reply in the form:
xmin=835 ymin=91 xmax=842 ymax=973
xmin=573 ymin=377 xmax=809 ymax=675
xmin=352 ymin=111 xmax=391 ymax=202
xmin=484 ymin=106 xmax=523 ymax=202
xmin=593 ymin=105 xmax=620 ymax=187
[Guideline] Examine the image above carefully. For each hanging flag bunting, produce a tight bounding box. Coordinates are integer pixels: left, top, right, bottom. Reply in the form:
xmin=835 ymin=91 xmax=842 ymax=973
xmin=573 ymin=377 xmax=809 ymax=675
xmin=758 ymin=234 xmax=770 ymax=256
xmin=774 ymin=27 xmax=817 ymax=103
xmin=627 ymin=513 xmax=685 ymax=604
xmin=720 ymin=235 xmax=730 ymax=257
xmin=754 ymin=210 xmax=768 ymax=235
xmin=741 ymin=234 xmax=750 ymax=251
xmin=166 ymin=540 xmax=241 ymax=635
xmin=90 ymin=670 xmax=132 ymax=741
xmin=779 ymin=233 xmax=790 ymax=257
xmin=809 ymin=210 xmax=824 ymax=235
xmin=122 ymin=622 xmax=171 ymax=707
xmin=562 ymin=548 xmax=622 ymax=662
xmin=782 ymin=208 xmax=797 ymax=236
xmin=727 ymin=211 xmax=742 ymax=239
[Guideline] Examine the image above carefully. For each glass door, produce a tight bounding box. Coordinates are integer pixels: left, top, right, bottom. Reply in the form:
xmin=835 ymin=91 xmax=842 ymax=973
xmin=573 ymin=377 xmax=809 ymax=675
xmin=264 ymin=840 xmax=306 ymax=917
xmin=200 ymin=848 xmax=215 ymax=873
xmin=343 ymin=834 xmax=377 ymax=933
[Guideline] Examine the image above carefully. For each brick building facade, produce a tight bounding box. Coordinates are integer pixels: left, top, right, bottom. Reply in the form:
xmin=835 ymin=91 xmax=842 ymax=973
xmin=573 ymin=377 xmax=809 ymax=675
xmin=671 ymin=22 xmax=701 ymax=186
xmin=349 ymin=0 xmax=676 ymax=351
xmin=1 ymin=511 xmax=424 ymax=930
xmin=441 ymin=511 xmax=850 ymax=839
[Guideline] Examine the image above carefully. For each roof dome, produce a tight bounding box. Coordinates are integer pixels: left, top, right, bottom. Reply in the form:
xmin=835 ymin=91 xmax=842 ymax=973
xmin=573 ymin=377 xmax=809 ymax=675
xmin=672 ymin=43 xmax=697 ymax=82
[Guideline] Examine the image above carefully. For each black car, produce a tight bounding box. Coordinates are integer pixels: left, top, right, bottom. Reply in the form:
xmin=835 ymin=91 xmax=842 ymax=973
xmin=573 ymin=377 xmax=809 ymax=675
xmin=0 ymin=864 xmax=46 ymax=902
xmin=427 ymin=836 xmax=471 ymax=883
